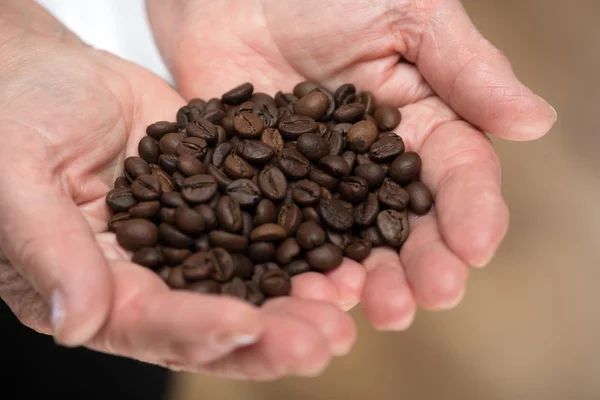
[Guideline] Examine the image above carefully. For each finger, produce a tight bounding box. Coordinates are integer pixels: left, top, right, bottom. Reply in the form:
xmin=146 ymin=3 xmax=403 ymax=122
xmin=87 ymin=261 xmax=264 ymax=368
xmin=324 ymin=259 xmax=367 ymax=311
xmin=401 ymin=212 xmax=468 ymax=310
xmin=361 ymin=248 xmax=417 ymax=331
xmin=290 ymin=272 xmax=340 ymax=304
xmin=263 ymin=297 xmax=356 ymax=356
xmin=0 ymin=168 xmax=113 ymax=346
xmin=411 ymin=0 xmax=556 ymax=140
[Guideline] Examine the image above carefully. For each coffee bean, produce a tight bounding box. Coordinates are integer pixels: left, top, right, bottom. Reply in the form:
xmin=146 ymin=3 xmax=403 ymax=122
xmin=253 ymin=103 xmax=279 ymax=129
xmin=320 ymin=186 xmax=333 ymax=200
xmin=190 ymin=204 xmax=216 ymax=232
xmin=306 ymin=243 xmax=343 ymax=271
xmin=347 ymin=121 xmax=378 ymax=153
xmin=260 ymin=269 xmax=291 ymax=297
xmin=231 ymin=254 xmax=255 ymax=280
xmin=357 ymin=91 xmax=376 ymax=115
xmin=138 ymin=136 xmax=160 ymax=164
xmin=318 ymin=199 xmax=353 ymax=231
xmin=297 ymin=133 xmax=328 ymax=161
xmin=246 ymin=281 xmax=266 ymax=305
xmin=293 ymin=81 xmax=319 ymax=98
xmin=116 ymin=219 xmax=158 ymax=251
xmin=188 ymin=98 xmax=206 ymax=109
xmin=390 ymin=152 xmax=422 ymax=184
xmin=334 ymin=83 xmax=356 ymax=107
xmin=378 ymin=178 xmax=409 ymax=210
xmin=248 ymin=241 xmax=276 ymax=263
xmin=131 ymin=174 xmax=162 ymax=201
xmin=114 ymin=176 xmax=130 ymax=189
xmin=310 ymin=88 xmax=336 ymax=120
xmin=225 ymin=179 xmax=261 ymax=208
xmin=188 ymin=279 xmax=221 ymax=294
xmin=160 ymin=207 xmax=176 ymax=224
xmin=250 ymin=223 xmax=287 ymax=242
xmin=308 ymin=169 xmax=339 ymax=191
xmin=159 ymin=192 xmax=184 ymax=208
xmin=334 ymin=103 xmax=365 ymax=123
xmin=338 ymin=176 xmax=369 ymax=203
xmin=296 ymin=221 xmax=326 ymax=250
xmin=187 ymin=119 xmax=217 ymax=142
xmin=319 ymin=155 xmax=351 ymax=178
xmin=108 ymin=212 xmax=131 ymax=232
xmin=376 ymin=209 xmax=409 ymax=247
xmin=369 ymin=135 xmax=405 ymax=162
xmin=301 ymin=207 xmax=322 ymax=225
xmin=293 ymin=91 xmax=329 ymax=120
xmin=344 ymin=240 xmax=372 ymax=262
xmin=176 ymin=106 xmax=191 ymax=127
xmin=234 ymin=112 xmax=264 ymax=138
xmin=130 ymin=200 xmax=160 ymax=219
xmin=124 ymin=157 xmax=151 ymax=182
xmin=277 ymin=148 xmax=311 ymax=179
xmin=182 ymin=251 xmax=214 ymax=280
xmin=176 ymin=137 xmax=208 ymax=159
xmin=177 ymin=154 xmax=205 ymax=177
xmin=373 ymin=105 xmax=401 ymax=131
xmin=261 ymin=128 xmax=285 ymax=154
xmin=326 ymin=229 xmax=352 ymax=249
xmin=215 ymin=195 xmax=243 ymax=233
xmin=323 ymin=129 xmax=344 ymax=155
xmin=341 ymin=150 xmax=357 ymax=171
xmin=181 ymin=174 xmax=218 ymax=204
xmin=251 ymin=92 xmax=276 ymax=106
xmin=106 ymin=188 xmax=137 ymax=212
xmin=174 ymin=206 xmax=205 ymax=235
xmin=158 ymin=132 xmax=185 ymax=155
xmin=277 ymin=203 xmax=303 ymax=236
xmin=150 ymin=166 xmax=175 ymax=193
xmin=147 ymin=121 xmax=180 ymax=140
xmin=221 ymin=82 xmax=253 ymax=105
xmin=193 ymin=235 xmax=211 ymax=252
xmin=282 ymin=259 xmax=311 ymax=276
xmin=237 ymin=139 xmax=275 ymax=165
xmin=210 ymin=248 xmax=235 ymax=282
xmin=354 ymin=163 xmax=386 ymax=189
xmin=206 ymin=164 xmax=232 ymax=191
xmin=254 ymin=198 xmax=277 ymax=225
xmin=275 ymin=237 xmax=301 ymax=265
xmin=132 ymin=247 xmax=164 ymax=269
xmin=211 ymin=142 xmax=233 ymax=168
xmin=354 ymin=193 xmax=380 ymax=227
xmin=158 ymin=223 xmax=193 ymax=248
xmin=355 ymin=153 xmax=373 ymax=165
xmin=221 ymin=277 xmax=248 ymax=299
xmin=278 ymin=114 xmax=318 ymax=140
xmin=166 ymin=266 xmax=188 ymax=289
xmin=224 ymin=154 xmax=254 ymax=179
xmin=406 ymin=181 xmax=433 ymax=215
xmin=274 ymin=91 xmax=298 ymax=107
xmin=252 ymin=262 xmax=279 ymax=284
xmin=163 ymin=247 xmax=192 ymax=266
xmin=171 ymin=171 xmax=185 ymax=191
xmin=292 ymin=179 xmax=320 ymax=206
xmin=209 ymin=230 xmax=248 ymax=252
xmin=158 ymin=154 xmax=178 ymax=174
xmin=205 ymin=97 xmax=225 ymax=111
xmin=202 ymin=148 xmax=215 ymax=166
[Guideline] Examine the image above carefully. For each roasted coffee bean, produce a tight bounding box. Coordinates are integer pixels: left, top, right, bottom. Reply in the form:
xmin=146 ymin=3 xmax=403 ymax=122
xmin=251 ymin=92 xmax=275 ymax=106
xmin=250 ymin=223 xmax=287 ymax=242
xmin=202 ymin=148 xmax=215 ymax=166
xmin=277 ymin=148 xmax=311 ymax=179
xmin=177 ymin=154 xmax=205 ymax=177
xmin=369 ymin=135 xmax=405 ymax=162
xmin=354 ymin=193 xmax=380 ymax=227
xmin=166 ymin=266 xmax=188 ymax=289
xmin=278 ymin=114 xmax=318 ymax=140
xmin=360 ymin=226 xmax=384 ymax=247
xmin=333 ymin=122 xmax=353 ymax=135
xmin=378 ymin=178 xmax=410 ymax=210
xmin=147 ymin=121 xmax=180 ymax=140
xmin=163 ymin=247 xmax=192 ymax=266
xmin=373 ymin=105 xmax=402 ymax=131
xmin=293 ymin=91 xmax=329 ymax=120
xmin=306 ymin=243 xmax=343 ymax=271
xmin=292 ymin=179 xmax=320 ymax=206
xmin=158 ymin=132 xmax=185 ymax=155
xmin=174 ymin=206 xmax=205 ymax=235
xmin=160 ymin=192 xmax=185 ymax=208
xmin=275 ymin=91 xmax=298 ymax=107
xmin=160 ymin=207 xmax=176 ymax=224
xmin=297 ymin=133 xmax=328 ymax=161
xmin=215 ymin=195 xmax=243 ymax=233
xmin=132 ymin=247 xmax=164 ymax=269
xmin=215 ymin=125 xmax=228 ymax=144
xmin=158 ymin=223 xmax=193 ymax=248
xmin=319 ymin=155 xmax=351 ymax=178
xmin=277 ymin=203 xmax=303 ymax=236
xmin=293 ymin=81 xmax=319 ymax=98
xmin=131 ymin=174 xmax=162 ymax=201
xmin=225 ymin=179 xmax=261 ymax=208
xmin=190 ymin=106 xmax=203 ymax=122
xmin=254 ymin=198 xmax=277 ymax=225
xmin=376 ymin=209 xmax=409 ymax=247
xmin=326 ymin=229 xmax=352 ymax=249
xmin=310 ymin=88 xmax=335 ymax=120
xmin=341 ymin=150 xmax=357 ymax=171
xmin=171 ymin=171 xmax=185 ymax=191
xmin=296 ymin=221 xmax=326 ymax=250
xmin=234 ymin=112 xmax=264 ymax=138
xmin=188 ymin=98 xmax=206 ymax=109
xmin=181 ymin=174 xmax=218 ymax=204
xmin=282 ymin=185 xmax=295 ymax=205
xmin=252 ymin=262 xmax=279 ymax=284
xmin=130 ymin=200 xmax=161 ymax=219
xmin=176 ymin=137 xmax=208 ymax=159
xmin=116 ymin=219 xmax=158 ymax=251
xmin=209 ymin=230 xmax=248 ymax=252
xmin=176 ymin=106 xmax=191 ymax=127
xmin=334 ymin=83 xmax=356 ymax=107
xmin=248 ymin=241 xmax=276 ymax=263
xmin=260 ymin=269 xmax=291 ymax=297
xmin=114 ymin=176 xmax=130 ymax=189
xmin=237 ymin=139 xmax=275 ymax=164
xmin=308 ymin=169 xmax=339 ymax=191
xmin=193 ymin=235 xmax=211 ymax=252
xmin=318 ymin=199 xmax=353 ymax=231
xmin=334 ymin=103 xmax=365 ymax=123
xmin=302 ymin=207 xmax=322 ymax=225
xmin=357 ymin=91 xmax=376 ymax=115
xmin=316 ymin=122 xmax=330 ymax=136
xmin=223 ymin=154 xmax=254 ymax=179
xmin=205 ymin=97 xmax=225 ymax=111
xmin=192 ymin=204 xmax=216 ymax=231
xmin=158 ymin=154 xmax=178 ymax=174
xmin=187 ymin=119 xmax=217 ymax=142
xmin=275 ymin=237 xmax=301 ymax=265
xmin=203 ymin=107 xmax=227 ymax=123
xmin=347 ymin=120 xmax=378 ymax=153
xmin=355 ymin=153 xmax=373 ymax=165
xmin=106 ymin=188 xmax=137 ymax=212
xmin=390 ymin=151 xmax=422 ymax=184
xmin=108 ymin=212 xmax=131 ymax=232
xmin=207 ymin=164 xmax=233 ymax=191
xmin=232 ymin=254 xmax=255 ymax=280
xmin=221 ymin=82 xmax=253 ymax=105
xmin=282 ymin=259 xmax=311 ymax=276
xmin=354 ymin=163 xmax=386 ymax=189
xmin=338 ymin=176 xmax=369 ymax=203
xmin=124 ymin=157 xmax=151 ymax=182
xmin=221 ymin=277 xmax=248 ymax=299
xmin=188 ymin=279 xmax=221 ymax=294
xmin=242 ymin=211 xmax=254 ymax=237
xmin=261 ymin=128 xmax=285 ymax=154
xmin=323 ymin=129 xmax=344 ymax=155
xmin=208 ymin=248 xmax=235 ymax=282
xmin=245 ymin=281 xmax=266 ymax=305
xmin=406 ymin=181 xmax=433 ymax=215
xmin=150 ymin=166 xmax=175 ymax=193
xmin=344 ymin=240 xmax=372 ymax=262
xmin=182 ymin=252 xmax=214 ymax=280
xmin=212 ymin=142 xmax=233 ymax=168
xmin=138 ymin=136 xmax=160 ymax=164
xmin=253 ymin=103 xmax=279 ymax=129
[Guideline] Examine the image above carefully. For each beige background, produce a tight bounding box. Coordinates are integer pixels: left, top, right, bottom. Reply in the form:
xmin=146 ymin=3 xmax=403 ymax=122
xmin=169 ymin=1 xmax=600 ymax=399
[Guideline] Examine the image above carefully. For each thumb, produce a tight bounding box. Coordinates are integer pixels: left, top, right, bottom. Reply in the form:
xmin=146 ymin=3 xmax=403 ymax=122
xmin=0 ymin=169 xmax=113 ymax=347
xmin=414 ymin=0 xmax=556 ymax=141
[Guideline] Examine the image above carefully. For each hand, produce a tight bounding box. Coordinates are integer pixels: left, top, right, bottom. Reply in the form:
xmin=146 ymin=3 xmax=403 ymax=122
xmin=147 ymin=0 xmax=556 ymax=326
xmin=0 ymin=1 xmax=354 ymax=380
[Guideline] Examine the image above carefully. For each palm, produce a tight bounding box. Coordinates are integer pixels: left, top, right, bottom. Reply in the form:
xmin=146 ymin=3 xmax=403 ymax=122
xmin=151 ymin=0 xmax=509 ymax=328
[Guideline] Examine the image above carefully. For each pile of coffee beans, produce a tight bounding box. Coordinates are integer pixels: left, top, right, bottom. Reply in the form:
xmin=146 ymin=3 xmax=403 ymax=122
xmin=105 ymin=81 xmax=433 ymax=305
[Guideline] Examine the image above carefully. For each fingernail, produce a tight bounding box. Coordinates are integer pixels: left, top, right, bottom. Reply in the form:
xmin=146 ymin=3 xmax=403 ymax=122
xmin=536 ymin=95 xmax=557 ymax=122
xmin=50 ymin=290 xmax=65 ymax=341
xmin=340 ymin=298 xmax=359 ymax=311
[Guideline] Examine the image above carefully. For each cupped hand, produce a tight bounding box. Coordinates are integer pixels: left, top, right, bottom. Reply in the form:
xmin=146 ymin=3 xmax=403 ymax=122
xmin=0 ymin=1 xmax=354 ymax=380
xmin=147 ymin=0 xmax=557 ymax=327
